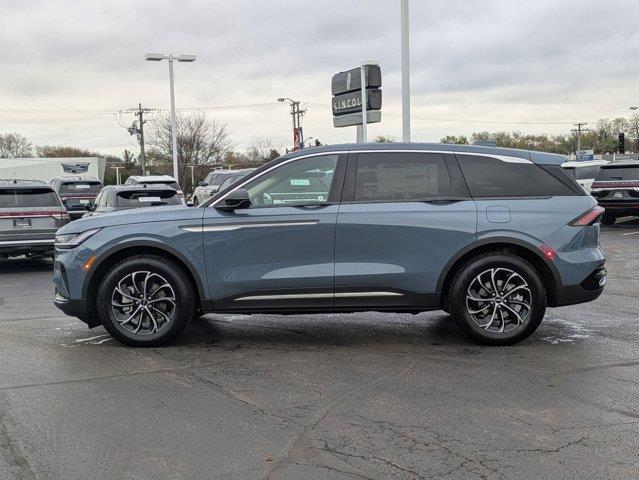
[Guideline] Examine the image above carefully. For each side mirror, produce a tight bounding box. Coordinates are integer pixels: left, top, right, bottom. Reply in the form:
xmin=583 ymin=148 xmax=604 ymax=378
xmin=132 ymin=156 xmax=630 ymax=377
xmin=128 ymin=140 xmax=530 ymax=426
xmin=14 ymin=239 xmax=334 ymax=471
xmin=198 ymin=181 xmax=206 ymax=187
xmin=215 ymin=188 xmax=251 ymax=212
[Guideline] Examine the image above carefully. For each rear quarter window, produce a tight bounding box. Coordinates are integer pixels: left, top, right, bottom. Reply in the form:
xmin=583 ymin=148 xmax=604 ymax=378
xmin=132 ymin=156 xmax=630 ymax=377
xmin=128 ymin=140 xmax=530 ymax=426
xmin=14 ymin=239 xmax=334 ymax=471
xmin=0 ymin=188 xmax=61 ymax=208
xmin=457 ymin=155 xmax=578 ymax=198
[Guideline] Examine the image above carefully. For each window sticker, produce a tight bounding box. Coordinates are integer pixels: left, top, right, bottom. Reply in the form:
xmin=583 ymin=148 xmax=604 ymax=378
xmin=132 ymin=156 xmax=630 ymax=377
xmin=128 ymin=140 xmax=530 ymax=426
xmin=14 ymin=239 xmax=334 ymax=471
xmin=290 ymin=179 xmax=310 ymax=186
xmin=138 ymin=196 xmax=161 ymax=203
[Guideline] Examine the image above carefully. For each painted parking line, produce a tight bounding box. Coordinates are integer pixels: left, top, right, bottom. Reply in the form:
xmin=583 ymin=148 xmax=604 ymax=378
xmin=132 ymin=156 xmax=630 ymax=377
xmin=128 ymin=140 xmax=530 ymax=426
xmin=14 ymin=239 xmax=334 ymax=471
xmin=621 ymin=231 xmax=639 ymax=236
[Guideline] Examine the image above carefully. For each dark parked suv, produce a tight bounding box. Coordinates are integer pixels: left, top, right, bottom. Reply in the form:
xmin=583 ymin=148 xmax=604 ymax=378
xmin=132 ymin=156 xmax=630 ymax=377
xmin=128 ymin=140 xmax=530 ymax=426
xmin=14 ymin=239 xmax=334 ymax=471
xmin=50 ymin=176 xmax=103 ymax=220
xmin=53 ymin=143 xmax=606 ymax=347
xmin=84 ymin=184 xmax=183 ymax=217
xmin=1 ymin=180 xmax=69 ymax=259
xmin=591 ymin=162 xmax=639 ymax=224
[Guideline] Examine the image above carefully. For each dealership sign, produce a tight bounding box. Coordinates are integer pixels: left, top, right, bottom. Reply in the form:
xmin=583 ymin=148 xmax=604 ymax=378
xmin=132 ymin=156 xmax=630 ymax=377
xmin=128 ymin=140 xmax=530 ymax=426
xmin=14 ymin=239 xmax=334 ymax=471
xmin=331 ymin=65 xmax=382 ymax=128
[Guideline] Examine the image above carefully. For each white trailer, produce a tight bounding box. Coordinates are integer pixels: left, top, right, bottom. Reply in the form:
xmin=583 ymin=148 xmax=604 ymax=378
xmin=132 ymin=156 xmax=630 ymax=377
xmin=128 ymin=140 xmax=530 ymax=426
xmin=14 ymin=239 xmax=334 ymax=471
xmin=0 ymin=157 xmax=106 ymax=183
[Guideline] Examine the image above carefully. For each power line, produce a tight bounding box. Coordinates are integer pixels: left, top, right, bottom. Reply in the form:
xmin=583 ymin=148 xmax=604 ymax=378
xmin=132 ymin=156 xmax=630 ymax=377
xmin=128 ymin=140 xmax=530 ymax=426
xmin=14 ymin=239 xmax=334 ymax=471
xmin=0 ymin=102 xmax=281 ymax=115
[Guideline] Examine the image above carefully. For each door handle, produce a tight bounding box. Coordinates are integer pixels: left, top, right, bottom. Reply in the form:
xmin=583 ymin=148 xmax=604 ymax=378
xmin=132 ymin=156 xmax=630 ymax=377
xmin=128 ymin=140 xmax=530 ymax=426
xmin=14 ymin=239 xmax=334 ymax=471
xmin=292 ymin=203 xmax=331 ymax=209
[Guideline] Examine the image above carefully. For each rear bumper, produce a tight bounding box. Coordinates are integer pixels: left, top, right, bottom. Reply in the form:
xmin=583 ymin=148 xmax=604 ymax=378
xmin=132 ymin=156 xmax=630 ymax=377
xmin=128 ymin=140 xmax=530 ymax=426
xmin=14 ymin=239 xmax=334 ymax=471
xmin=552 ymin=265 xmax=607 ymax=307
xmin=0 ymin=238 xmax=55 ymax=255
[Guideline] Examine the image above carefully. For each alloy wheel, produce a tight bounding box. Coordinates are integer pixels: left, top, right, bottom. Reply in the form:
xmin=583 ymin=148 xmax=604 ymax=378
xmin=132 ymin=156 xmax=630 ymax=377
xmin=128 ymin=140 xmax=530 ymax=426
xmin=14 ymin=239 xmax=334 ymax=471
xmin=111 ymin=271 xmax=176 ymax=336
xmin=465 ymin=268 xmax=532 ymax=334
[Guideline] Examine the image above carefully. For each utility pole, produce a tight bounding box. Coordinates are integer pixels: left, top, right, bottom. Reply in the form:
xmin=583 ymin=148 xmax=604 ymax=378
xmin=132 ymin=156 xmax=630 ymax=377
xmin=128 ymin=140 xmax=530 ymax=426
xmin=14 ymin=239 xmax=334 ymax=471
xmin=136 ymin=103 xmax=147 ymax=174
xmin=126 ymin=103 xmax=152 ymax=174
xmin=571 ymin=122 xmax=589 ymax=160
xmin=278 ymin=98 xmax=306 ymax=150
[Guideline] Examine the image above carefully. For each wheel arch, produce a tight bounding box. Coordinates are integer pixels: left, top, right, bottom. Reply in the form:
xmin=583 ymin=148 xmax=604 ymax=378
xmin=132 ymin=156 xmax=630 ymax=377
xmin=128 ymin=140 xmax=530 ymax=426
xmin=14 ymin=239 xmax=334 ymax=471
xmin=437 ymin=238 xmax=561 ymax=308
xmin=84 ymin=241 xmax=207 ymax=321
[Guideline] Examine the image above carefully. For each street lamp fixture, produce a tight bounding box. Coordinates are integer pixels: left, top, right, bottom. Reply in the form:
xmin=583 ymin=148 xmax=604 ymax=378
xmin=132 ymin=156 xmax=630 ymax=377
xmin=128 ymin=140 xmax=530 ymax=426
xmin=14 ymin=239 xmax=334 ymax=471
xmin=630 ymin=106 xmax=638 ymax=111
xmin=145 ymin=52 xmax=197 ymax=180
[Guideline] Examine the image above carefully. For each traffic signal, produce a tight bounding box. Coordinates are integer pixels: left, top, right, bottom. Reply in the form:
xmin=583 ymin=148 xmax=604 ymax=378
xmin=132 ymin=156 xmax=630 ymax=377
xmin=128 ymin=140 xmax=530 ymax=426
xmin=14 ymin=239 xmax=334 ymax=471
xmin=618 ymin=132 xmax=625 ymax=153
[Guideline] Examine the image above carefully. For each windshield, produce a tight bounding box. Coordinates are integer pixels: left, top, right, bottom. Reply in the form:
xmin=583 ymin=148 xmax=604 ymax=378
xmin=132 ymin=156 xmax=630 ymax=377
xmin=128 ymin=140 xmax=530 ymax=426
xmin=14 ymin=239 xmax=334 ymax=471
xmin=116 ymin=190 xmax=181 ymax=207
xmin=596 ymin=165 xmax=639 ymax=181
xmin=60 ymin=182 xmax=103 ymax=194
xmin=0 ymin=188 xmax=61 ymax=208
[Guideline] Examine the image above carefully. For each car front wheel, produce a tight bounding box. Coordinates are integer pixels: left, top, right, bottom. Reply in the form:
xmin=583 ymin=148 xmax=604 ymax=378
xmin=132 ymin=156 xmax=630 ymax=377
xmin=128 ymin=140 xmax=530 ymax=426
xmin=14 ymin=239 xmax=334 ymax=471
xmin=96 ymin=255 xmax=196 ymax=347
xmin=448 ymin=253 xmax=546 ymax=345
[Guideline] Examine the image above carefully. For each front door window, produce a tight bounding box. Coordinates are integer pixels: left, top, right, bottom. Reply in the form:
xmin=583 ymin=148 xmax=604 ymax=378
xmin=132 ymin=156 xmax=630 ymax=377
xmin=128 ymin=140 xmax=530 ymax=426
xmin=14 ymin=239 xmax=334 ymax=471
xmin=243 ymin=154 xmax=339 ymax=207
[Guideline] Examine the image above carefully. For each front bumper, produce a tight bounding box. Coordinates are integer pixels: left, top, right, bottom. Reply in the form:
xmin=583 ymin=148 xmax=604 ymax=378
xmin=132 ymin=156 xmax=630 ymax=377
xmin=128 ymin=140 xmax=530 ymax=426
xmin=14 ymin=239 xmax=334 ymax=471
xmin=53 ymin=249 xmax=100 ymax=327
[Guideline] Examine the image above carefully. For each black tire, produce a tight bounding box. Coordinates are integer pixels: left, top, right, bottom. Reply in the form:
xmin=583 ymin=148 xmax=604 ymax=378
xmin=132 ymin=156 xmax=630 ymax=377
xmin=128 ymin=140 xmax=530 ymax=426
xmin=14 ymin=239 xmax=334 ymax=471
xmin=600 ymin=213 xmax=616 ymax=225
xmin=96 ymin=254 xmax=196 ymax=347
xmin=448 ymin=252 xmax=546 ymax=346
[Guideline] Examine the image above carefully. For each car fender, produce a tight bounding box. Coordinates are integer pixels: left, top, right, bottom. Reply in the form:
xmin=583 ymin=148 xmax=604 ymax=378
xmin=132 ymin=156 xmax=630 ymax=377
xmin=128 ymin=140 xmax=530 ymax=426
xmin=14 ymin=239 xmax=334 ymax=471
xmin=82 ymin=237 xmax=209 ymax=302
xmin=435 ymin=234 xmax=563 ymax=295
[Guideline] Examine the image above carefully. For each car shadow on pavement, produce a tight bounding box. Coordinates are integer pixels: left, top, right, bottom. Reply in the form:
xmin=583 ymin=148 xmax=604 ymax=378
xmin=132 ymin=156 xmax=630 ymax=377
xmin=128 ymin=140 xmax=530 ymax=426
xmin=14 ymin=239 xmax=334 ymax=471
xmin=169 ymin=311 xmax=479 ymax=349
xmin=603 ymin=216 xmax=639 ymax=229
xmin=0 ymin=256 xmax=53 ymax=274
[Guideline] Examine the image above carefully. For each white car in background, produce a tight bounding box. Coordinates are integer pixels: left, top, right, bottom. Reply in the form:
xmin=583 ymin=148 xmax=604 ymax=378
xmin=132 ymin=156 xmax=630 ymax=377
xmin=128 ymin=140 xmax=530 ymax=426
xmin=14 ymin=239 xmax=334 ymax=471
xmin=192 ymin=169 xmax=254 ymax=206
xmin=561 ymin=160 xmax=609 ymax=193
xmin=124 ymin=175 xmax=185 ymax=203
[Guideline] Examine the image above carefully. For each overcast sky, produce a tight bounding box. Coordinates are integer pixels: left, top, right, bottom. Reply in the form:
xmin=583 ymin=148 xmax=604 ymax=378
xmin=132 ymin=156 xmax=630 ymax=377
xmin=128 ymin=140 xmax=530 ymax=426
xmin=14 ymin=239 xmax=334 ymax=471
xmin=2 ymin=0 xmax=639 ymax=156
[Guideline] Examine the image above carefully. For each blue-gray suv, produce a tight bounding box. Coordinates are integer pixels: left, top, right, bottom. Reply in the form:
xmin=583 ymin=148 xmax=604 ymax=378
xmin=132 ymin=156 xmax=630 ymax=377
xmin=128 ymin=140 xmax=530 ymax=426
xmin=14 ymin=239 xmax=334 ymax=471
xmin=53 ymin=143 xmax=606 ymax=347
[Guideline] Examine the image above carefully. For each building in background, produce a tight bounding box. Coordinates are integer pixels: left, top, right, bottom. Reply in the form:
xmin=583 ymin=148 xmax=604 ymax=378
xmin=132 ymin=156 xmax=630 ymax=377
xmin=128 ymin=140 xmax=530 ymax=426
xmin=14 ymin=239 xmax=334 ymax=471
xmin=0 ymin=157 xmax=106 ymax=182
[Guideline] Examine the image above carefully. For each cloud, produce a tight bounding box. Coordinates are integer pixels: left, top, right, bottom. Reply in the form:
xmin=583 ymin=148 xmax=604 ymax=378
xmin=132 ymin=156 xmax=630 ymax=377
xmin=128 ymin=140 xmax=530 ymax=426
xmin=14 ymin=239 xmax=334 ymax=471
xmin=1 ymin=0 xmax=639 ymax=155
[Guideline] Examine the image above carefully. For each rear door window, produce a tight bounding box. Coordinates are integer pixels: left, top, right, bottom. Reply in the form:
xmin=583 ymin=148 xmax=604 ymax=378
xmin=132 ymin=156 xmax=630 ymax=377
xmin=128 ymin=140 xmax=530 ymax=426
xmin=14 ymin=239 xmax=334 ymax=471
xmin=353 ymin=152 xmax=451 ymax=202
xmin=116 ymin=190 xmax=181 ymax=207
xmin=457 ymin=155 xmax=575 ymax=198
xmin=0 ymin=188 xmax=60 ymax=208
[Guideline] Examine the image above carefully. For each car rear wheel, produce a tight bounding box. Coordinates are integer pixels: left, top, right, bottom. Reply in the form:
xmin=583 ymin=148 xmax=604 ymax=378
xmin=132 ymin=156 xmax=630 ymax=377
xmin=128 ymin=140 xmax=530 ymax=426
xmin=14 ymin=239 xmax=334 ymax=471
xmin=448 ymin=253 xmax=546 ymax=345
xmin=96 ymin=255 xmax=196 ymax=347
xmin=600 ymin=213 xmax=616 ymax=225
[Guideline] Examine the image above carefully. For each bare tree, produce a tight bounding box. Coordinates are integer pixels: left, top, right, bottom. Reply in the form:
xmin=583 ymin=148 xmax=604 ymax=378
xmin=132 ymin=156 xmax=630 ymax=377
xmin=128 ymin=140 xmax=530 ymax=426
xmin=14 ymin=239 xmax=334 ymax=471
xmin=0 ymin=133 xmax=33 ymax=158
xmin=244 ymin=138 xmax=280 ymax=164
xmin=373 ymin=135 xmax=395 ymax=143
xmin=147 ymin=112 xmax=230 ymax=191
xmin=36 ymin=145 xmax=99 ymax=157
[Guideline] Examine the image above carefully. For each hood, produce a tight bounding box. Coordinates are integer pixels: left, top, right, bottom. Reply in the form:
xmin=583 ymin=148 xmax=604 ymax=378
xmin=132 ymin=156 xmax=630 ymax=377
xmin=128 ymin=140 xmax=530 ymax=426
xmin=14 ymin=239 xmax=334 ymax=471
xmin=57 ymin=205 xmax=204 ymax=234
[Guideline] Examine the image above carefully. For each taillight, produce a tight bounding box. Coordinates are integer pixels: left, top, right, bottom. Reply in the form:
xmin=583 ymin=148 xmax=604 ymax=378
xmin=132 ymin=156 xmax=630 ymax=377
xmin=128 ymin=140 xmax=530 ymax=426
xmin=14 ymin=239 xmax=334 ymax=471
xmin=569 ymin=206 xmax=605 ymax=226
xmin=51 ymin=211 xmax=70 ymax=221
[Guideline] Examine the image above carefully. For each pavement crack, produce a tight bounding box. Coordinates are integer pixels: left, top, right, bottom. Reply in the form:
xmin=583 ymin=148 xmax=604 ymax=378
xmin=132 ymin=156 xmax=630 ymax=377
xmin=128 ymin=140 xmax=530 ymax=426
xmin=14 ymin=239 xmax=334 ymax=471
xmin=263 ymin=358 xmax=417 ymax=480
xmin=0 ymin=410 xmax=36 ymax=480
xmin=320 ymin=440 xmax=426 ymax=479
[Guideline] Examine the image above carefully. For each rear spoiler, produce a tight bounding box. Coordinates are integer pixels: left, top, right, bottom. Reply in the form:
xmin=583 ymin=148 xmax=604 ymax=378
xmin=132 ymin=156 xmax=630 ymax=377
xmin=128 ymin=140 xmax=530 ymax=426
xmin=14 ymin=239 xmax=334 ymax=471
xmin=529 ymin=151 xmax=568 ymax=166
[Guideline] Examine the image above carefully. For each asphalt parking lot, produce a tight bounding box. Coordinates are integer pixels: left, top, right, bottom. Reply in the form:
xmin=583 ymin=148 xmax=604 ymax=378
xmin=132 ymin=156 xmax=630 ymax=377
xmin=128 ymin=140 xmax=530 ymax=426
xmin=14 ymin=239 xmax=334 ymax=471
xmin=0 ymin=220 xmax=637 ymax=480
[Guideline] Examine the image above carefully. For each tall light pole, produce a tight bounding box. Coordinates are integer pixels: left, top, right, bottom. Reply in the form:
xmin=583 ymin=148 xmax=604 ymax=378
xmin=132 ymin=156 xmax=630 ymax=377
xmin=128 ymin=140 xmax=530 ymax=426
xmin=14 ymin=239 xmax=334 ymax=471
xmin=401 ymin=0 xmax=411 ymax=142
xmin=145 ymin=52 xmax=196 ymax=181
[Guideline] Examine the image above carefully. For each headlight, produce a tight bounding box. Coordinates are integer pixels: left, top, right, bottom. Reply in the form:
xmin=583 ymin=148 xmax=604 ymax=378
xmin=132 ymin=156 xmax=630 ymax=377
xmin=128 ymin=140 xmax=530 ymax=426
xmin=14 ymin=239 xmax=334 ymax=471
xmin=55 ymin=228 xmax=101 ymax=249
